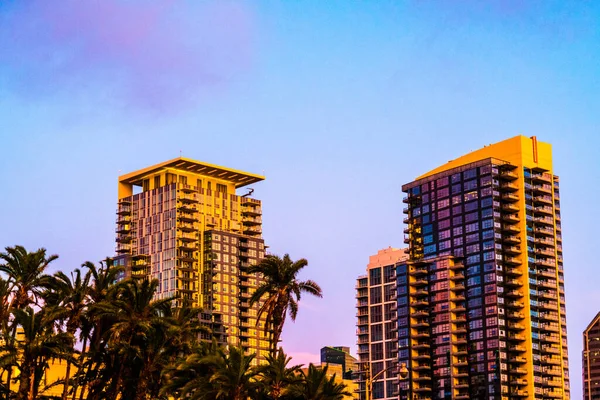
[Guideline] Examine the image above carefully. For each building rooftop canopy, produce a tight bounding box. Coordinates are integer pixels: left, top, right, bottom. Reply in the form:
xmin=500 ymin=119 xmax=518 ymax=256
xmin=119 ymin=157 xmax=265 ymax=188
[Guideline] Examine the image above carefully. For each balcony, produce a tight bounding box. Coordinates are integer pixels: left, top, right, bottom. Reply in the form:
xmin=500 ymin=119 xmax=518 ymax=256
xmin=510 ymin=378 xmax=528 ymax=387
xmin=505 ymin=279 xmax=522 ymax=288
xmin=533 ymin=196 xmax=553 ymax=206
xmin=502 ymin=193 xmax=519 ymax=203
xmin=502 ymin=203 xmax=519 ymax=213
xmin=504 ymin=257 xmax=522 ymax=266
xmin=450 ymin=272 xmax=464 ymax=281
xmin=243 ymin=226 xmax=262 ymax=236
xmin=499 ymin=182 xmax=519 ymax=192
xmin=503 ymin=235 xmax=521 ymax=244
xmin=499 ymin=170 xmax=518 ymax=180
xmin=241 ymin=206 xmax=262 ymax=216
xmin=507 ymin=301 xmax=524 ymax=309
xmin=532 ymin=172 xmax=552 ymax=183
xmin=178 ymin=212 xmax=198 ymax=223
xmin=509 ymin=356 xmax=527 ymax=364
xmin=535 ymin=205 xmax=554 ymax=215
xmin=413 ymin=342 xmax=430 ymax=350
xmin=413 ymin=320 xmax=430 ymax=328
xmin=413 ymin=353 xmax=430 ymax=361
xmin=507 ymin=311 xmax=524 ymax=320
xmin=508 ymin=334 xmax=526 ymax=342
xmin=511 ymin=390 xmax=529 ymax=398
xmin=512 ymin=368 xmax=527 ymax=375
xmin=508 ymin=323 xmax=525 ymax=331
xmin=503 ymin=214 xmax=520 ymax=224
xmin=242 ymin=216 xmax=262 ymax=226
xmin=116 ymin=243 xmax=132 ymax=254
xmin=410 ymin=278 xmax=428 ymax=287
xmin=533 ymin=185 xmax=552 ymax=194
xmin=505 ymin=267 xmax=523 ymax=276
xmin=535 ymin=227 xmax=555 ymax=237
xmin=451 ymin=284 xmax=465 ymax=291
xmin=409 ymin=266 xmax=428 ymax=276
xmin=534 ymin=216 xmax=554 ymax=226
xmin=502 ymin=224 xmax=521 ymax=234
xmin=504 ymin=246 xmax=521 ymax=255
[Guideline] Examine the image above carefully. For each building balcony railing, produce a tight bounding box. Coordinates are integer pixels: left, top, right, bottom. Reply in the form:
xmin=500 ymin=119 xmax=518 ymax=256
xmin=504 ymin=257 xmax=522 ymax=266
xmin=501 ymin=193 xmax=519 ymax=203
xmin=534 ymin=216 xmax=554 ymax=226
xmin=502 ymin=203 xmax=520 ymax=213
xmin=505 ymin=267 xmax=523 ymax=276
xmin=502 ymin=224 xmax=521 ymax=234
xmin=503 ymin=235 xmax=521 ymax=244
xmin=535 ymin=227 xmax=555 ymax=237
xmin=533 ymin=184 xmax=553 ymax=194
xmin=509 ymin=356 xmax=527 ymax=364
xmin=533 ymin=196 xmax=553 ymax=205
xmin=506 ymin=301 xmax=524 ymax=309
xmin=508 ymin=323 xmax=525 ymax=331
xmin=503 ymin=214 xmax=520 ymax=224
xmin=504 ymin=246 xmax=521 ymax=255
xmin=499 ymin=182 xmax=519 ymax=192
xmin=532 ymin=172 xmax=552 ymax=183
xmin=508 ymin=334 xmax=526 ymax=342
xmin=505 ymin=279 xmax=523 ymax=288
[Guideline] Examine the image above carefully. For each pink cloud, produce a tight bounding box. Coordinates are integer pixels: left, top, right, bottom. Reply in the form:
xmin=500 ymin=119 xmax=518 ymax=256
xmin=0 ymin=0 xmax=255 ymax=112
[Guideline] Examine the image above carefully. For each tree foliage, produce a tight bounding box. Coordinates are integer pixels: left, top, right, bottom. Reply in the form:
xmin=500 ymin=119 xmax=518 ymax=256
xmin=0 ymin=247 xmax=333 ymax=400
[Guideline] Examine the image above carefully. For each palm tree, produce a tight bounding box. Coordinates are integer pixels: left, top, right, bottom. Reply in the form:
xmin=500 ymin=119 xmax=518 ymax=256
xmin=44 ymin=268 xmax=91 ymax=400
xmin=74 ymin=259 xmax=122 ymax=400
xmin=256 ymin=348 xmax=303 ymax=399
xmin=201 ymin=345 xmax=260 ymax=400
xmin=291 ymin=364 xmax=351 ymax=400
xmin=160 ymin=339 xmax=221 ymax=399
xmin=0 ymin=245 xmax=57 ymax=310
xmin=0 ymin=245 xmax=58 ymax=397
xmin=162 ymin=344 xmax=260 ymax=400
xmin=90 ymin=278 xmax=173 ymax=400
xmin=249 ymin=254 xmax=322 ymax=354
xmin=10 ymin=307 xmax=73 ymax=400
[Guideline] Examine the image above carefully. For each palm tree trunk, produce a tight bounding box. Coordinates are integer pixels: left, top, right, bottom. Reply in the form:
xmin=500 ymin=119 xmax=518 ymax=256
xmin=62 ymin=359 xmax=72 ymax=400
xmin=72 ymin=335 xmax=88 ymax=400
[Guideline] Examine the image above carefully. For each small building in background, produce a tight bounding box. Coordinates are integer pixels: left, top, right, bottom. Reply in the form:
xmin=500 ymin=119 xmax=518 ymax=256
xmin=583 ymin=312 xmax=600 ymax=400
xmin=321 ymin=346 xmax=358 ymax=380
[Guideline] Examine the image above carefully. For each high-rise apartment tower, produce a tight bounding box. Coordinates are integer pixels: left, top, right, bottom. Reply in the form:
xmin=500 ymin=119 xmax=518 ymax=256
xmin=356 ymin=247 xmax=409 ymax=399
xmin=115 ymin=157 xmax=271 ymax=362
xmin=401 ymin=136 xmax=569 ymax=399
xmin=583 ymin=312 xmax=600 ymax=400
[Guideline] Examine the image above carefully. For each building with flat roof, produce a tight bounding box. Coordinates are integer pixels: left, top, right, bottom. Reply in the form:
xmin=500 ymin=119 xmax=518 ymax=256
xmin=401 ymin=135 xmax=569 ymax=399
xmin=583 ymin=312 xmax=600 ymax=400
xmin=115 ymin=157 xmax=271 ymax=363
xmin=356 ymin=247 xmax=409 ymax=399
xmin=321 ymin=346 xmax=358 ymax=379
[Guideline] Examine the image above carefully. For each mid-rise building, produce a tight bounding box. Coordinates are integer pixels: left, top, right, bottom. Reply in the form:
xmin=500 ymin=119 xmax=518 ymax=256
xmin=356 ymin=247 xmax=409 ymax=399
xmin=115 ymin=157 xmax=271 ymax=362
xmin=321 ymin=346 xmax=358 ymax=379
xmin=583 ymin=312 xmax=600 ymax=400
xmin=401 ymin=135 xmax=569 ymax=399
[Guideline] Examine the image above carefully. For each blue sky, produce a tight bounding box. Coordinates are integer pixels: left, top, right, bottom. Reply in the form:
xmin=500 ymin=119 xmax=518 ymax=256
xmin=1 ymin=0 xmax=599 ymax=395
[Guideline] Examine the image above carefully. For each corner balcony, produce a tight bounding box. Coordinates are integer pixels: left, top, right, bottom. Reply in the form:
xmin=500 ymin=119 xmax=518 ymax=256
xmin=409 ymin=266 xmax=428 ymax=276
xmin=499 ymin=169 xmax=518 ymax=181
xmin=532 ymin=172 xmax=552 ymax=183
xmin=505 ymin=279 xmax=523 ymax=288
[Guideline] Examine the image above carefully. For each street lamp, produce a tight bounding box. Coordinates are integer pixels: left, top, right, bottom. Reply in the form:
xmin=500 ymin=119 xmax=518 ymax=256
xmin=397 ymin=362 xmax=409 ymax=400
xmin=362 ymin=362 xmax=409 ymax=400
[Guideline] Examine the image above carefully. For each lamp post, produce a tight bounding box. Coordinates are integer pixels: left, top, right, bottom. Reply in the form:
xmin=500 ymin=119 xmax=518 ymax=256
xmin=363 ymin=362 xmax=409 ymax=400
xmin=398 ymin=362 xmax=409 ymax=400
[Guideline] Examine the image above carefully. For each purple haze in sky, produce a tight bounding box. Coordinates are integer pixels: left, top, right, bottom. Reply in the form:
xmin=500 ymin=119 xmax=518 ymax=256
xmin=0 ymin=0 xmax=254 ymax=111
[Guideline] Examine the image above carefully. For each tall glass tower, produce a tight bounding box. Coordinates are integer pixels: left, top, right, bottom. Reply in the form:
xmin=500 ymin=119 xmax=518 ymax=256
xmin=401 ymin=136 xmax=569 ymax=399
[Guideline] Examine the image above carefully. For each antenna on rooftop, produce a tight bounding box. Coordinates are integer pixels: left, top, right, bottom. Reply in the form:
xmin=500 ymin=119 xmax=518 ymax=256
xmin=241 ymin=188 xmax=254 ymax=198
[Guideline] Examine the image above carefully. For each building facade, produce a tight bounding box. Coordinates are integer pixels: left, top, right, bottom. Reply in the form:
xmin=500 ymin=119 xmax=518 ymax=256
xmin=115 ymin=157 xmax=271 ymax=362
xmin=583 ymin=312 xmax=600 ymax=400
xmin=321 ymin=346 xmax=359 ymax=379
xmin=356 ymin=247 xmax=409 ymax=399
xmin=401 ymin=136 xmax=569 ymax=399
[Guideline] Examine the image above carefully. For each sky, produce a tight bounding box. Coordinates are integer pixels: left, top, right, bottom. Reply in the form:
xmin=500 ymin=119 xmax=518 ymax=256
xmin=0 ymin=0 xmax=599 ymax=395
